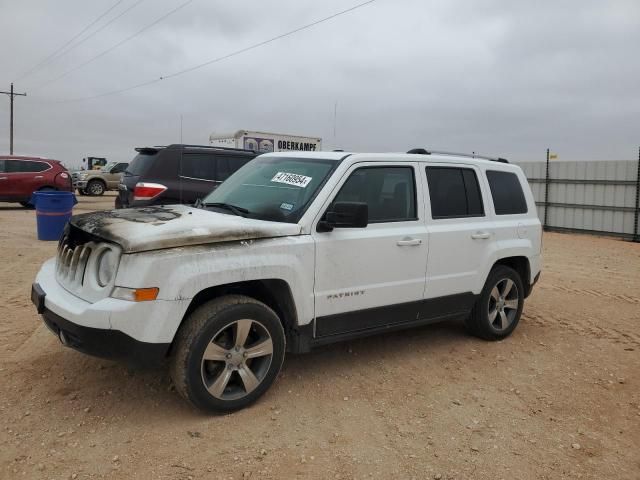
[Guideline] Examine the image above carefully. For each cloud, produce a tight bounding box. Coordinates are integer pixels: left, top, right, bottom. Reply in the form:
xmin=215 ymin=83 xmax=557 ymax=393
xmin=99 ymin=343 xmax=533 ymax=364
xmin=0 ymin=0 xmax=638 ymax=167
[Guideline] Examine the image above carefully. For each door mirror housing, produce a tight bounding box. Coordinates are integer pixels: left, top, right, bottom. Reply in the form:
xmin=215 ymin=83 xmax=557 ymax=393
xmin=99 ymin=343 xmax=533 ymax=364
xmin=318 ymin=202 xmax=368 ymax=232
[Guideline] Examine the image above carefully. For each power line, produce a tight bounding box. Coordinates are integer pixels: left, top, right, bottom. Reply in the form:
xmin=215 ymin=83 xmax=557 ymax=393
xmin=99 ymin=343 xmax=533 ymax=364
xmin=15 ymin=1 xmax=125 ymax=82
xmin=52 ymin=0 xmax=377 ymax=103
xmin=20 ymin=1 xmax=148 ymax=86
xmin=33 ymin=0 xmax=194 ymax=91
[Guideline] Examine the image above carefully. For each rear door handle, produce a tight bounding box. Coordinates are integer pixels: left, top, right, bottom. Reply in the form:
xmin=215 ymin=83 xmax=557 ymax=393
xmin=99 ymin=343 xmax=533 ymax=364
xmin=471 ymin=232 xmax=491 ymax=240
xmin=34 ymin=176 xmax=44 ymax=179
xmin=397 ymin=238 xmax=422 ymax=246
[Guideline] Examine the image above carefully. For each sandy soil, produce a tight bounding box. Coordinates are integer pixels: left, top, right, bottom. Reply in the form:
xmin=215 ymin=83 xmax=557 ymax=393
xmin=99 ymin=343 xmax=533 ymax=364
xmin=1 ymin=193 xmax=639 ymax=480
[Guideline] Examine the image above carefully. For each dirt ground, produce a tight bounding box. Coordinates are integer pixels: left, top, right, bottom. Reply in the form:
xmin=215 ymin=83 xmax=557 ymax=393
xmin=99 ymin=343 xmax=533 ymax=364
xmin=1 ymin=193 xmax=639 ymax=480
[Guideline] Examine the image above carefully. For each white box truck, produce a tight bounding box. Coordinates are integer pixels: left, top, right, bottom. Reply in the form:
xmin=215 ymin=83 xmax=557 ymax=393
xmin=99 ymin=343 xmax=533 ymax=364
xmin=209 ymin=130 xmax=322 ymax=153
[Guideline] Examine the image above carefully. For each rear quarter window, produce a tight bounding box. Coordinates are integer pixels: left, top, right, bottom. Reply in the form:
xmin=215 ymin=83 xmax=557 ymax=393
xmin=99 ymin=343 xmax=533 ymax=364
xmin=486 ymin=170 xmax=528 ymax=215
xmin=126 ymin=153 xmax=156 ymax=176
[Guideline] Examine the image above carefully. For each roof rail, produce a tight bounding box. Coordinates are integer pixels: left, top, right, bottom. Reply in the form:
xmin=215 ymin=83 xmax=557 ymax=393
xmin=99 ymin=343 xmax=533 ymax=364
xmin=407 ymin=148 xmax=508 ymax=163
xmin=171 ymin=144 xmax=257 ymax=153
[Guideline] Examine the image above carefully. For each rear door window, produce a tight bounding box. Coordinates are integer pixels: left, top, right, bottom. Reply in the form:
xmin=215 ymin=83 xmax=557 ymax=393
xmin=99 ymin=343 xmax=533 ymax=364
xmin=221 ymin=155 xmax=253 ymax=180
xmin=21 ymin=161 xmax=50 ymax=172
xmin=215 ymin=157 xmax=231 ymax=181
xmin=486 ymin=170 xmax=528 ymax=215
xmin=426 ymin=167 xmax=484 ymax=219
xmin=180 ymin=154 xmax=216 ymax=181
xmin=4 ymin=160 xmax=37 ymax=173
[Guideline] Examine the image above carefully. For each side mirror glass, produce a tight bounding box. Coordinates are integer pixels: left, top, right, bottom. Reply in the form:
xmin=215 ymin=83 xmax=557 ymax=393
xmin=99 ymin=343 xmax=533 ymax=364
xmin=318 ymin=201 xmax=368 ymax=232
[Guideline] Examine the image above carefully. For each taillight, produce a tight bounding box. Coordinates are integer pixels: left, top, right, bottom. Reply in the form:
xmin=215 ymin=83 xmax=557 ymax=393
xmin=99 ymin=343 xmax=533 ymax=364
xmin=55 ymin=172 xmax=71 ymax=186
xmin=133 ymin=182 xmax=167 ymax=201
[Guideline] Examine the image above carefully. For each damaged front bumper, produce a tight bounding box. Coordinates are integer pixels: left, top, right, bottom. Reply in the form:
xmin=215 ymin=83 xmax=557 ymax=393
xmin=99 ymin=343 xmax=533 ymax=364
xmin=31 ymin=259 xmax=175 ymax=366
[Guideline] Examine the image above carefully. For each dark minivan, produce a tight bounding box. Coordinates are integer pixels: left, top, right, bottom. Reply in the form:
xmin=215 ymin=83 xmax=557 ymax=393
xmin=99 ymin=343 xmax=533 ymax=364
xmin=115 ymin=144 xmax=257 ymax=208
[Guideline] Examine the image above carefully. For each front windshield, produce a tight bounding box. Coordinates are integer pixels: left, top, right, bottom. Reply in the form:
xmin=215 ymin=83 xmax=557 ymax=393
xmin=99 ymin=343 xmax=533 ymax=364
xmin=202 ymin=155 xmax=340 ymax=223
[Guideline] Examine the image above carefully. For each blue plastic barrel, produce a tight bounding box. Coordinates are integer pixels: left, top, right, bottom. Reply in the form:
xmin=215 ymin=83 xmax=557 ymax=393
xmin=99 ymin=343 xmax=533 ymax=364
xmin=31 ymin=191 xmax=78 ymax=241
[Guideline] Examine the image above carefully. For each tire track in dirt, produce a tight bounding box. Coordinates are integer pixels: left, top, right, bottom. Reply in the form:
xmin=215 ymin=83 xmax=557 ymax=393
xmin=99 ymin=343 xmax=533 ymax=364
xmin=522 ymin=310 xmax=640 ymax=347
xmin=539 ymin=284 xmax=640 ymax=305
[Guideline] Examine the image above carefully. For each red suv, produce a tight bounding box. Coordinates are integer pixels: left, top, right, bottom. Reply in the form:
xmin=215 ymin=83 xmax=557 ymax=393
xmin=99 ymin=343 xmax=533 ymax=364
xmin=0 ymin=156 xmax=72 ymax=207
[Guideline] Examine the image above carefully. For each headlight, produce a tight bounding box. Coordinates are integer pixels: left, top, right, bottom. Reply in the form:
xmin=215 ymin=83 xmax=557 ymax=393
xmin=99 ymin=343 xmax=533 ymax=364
xmin=97 ymin=248 xmax=118 ymax=287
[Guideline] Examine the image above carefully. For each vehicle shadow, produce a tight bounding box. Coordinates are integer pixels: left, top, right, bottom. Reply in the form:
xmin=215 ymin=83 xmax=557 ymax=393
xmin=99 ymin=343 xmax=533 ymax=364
xmin=0 ymin=204 xmax=32 ymax=211
xmin=24 ymin=318 xmax=474 ymax=421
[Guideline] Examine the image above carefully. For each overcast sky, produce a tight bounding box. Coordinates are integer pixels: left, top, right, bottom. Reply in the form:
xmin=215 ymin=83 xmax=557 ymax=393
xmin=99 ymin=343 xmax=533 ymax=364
xmin=0 ymin=0 xmax=638 ymax=168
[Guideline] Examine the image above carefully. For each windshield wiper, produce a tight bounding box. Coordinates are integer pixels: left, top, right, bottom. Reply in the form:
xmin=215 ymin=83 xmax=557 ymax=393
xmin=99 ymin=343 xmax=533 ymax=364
xmin=202 ymin=202 xmax=250 ymax=217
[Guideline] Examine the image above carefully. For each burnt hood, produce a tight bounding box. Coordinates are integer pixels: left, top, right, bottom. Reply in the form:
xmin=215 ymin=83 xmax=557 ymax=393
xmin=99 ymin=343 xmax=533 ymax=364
xmin=69 ymin=205 xmax=303 ymax=253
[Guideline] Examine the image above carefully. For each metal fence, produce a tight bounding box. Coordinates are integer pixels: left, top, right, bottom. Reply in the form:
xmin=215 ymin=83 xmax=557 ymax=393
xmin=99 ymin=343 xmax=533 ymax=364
xmin=515 ymin=149 xmax=640 ymax=242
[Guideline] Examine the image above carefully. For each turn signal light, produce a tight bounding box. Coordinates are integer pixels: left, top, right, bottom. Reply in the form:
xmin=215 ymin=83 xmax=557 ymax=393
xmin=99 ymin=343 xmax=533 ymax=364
xmin=133 ymin=182 xmax=167 ymax=201
xmin=112 ymin=286 xmax=159 ymax=302
xmin=134 ymin=287 xmax=160 ymax=302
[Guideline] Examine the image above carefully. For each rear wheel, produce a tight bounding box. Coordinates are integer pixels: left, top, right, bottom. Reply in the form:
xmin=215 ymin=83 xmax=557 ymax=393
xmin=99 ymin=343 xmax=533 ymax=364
xmin=21 ymin=186 xmax=56 ymax=208
xmin=86 ymin=180 xmax=105 ymax=196
xmin=170 ymin=295 xmax=285 ymax=413
xmin=466 ymin=265 xmax=524 ymax=340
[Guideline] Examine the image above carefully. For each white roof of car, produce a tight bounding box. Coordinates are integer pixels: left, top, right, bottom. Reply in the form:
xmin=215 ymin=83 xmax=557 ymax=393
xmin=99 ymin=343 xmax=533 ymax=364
xmin=262 ymin=151 xmax=512 ymax=167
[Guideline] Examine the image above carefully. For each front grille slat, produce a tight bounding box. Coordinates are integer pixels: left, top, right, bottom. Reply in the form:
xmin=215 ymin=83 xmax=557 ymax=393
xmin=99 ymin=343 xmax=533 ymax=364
xmin=55 ymin=239 xmax=95 ymax=293
xmin=75 ymin=246 xmax=91 ymax=285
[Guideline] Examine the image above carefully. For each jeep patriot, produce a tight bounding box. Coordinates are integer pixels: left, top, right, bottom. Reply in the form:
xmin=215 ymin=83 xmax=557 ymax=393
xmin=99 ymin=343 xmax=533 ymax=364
xmin=32 ymin=150 xmax=542 ymax=412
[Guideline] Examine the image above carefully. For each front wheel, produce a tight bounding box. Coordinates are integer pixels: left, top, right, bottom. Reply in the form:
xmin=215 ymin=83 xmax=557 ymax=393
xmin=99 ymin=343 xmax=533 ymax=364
xmin=465 ymin=265 xmax=524 ymax=340
xmin=170 ymin=295 xmax=285 ymax=413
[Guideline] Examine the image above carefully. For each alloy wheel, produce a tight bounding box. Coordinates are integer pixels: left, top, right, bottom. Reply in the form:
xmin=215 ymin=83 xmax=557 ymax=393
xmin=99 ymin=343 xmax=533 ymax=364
xmin=200 ymin=319 xmax=274 ymax=401
xmin=487 ymin=278 xmax=520 ymax=331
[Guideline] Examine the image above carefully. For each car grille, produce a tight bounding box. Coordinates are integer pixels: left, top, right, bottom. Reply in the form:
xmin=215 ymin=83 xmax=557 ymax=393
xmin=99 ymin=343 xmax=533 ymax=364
xmin=55 ymin=235 xmax=93 ymax=291
xmin=54 ymin=231 xmax=121 ymax=302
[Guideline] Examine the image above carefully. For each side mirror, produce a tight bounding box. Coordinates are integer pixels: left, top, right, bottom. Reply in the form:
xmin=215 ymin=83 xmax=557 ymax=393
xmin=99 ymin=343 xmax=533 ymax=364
xmin=318 ymin=201 xmax=368 ymax=232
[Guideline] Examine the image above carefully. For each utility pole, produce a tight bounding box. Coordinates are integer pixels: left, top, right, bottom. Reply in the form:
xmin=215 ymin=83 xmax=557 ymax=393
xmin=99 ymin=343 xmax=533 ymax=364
xmin=0 ymin=83 xmax=27 ymax=155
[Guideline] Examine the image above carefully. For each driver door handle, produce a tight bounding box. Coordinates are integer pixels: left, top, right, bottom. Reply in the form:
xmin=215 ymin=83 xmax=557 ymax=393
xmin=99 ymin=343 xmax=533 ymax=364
xmin=397 ymin=238 xmax=422 ymax=246
xmin=471 ymin=231 xmax=491 ymax=240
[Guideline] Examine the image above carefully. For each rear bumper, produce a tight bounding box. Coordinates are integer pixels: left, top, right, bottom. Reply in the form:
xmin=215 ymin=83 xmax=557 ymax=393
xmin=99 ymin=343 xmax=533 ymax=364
xmin=41 ymin=303 xmax=170 ymax=365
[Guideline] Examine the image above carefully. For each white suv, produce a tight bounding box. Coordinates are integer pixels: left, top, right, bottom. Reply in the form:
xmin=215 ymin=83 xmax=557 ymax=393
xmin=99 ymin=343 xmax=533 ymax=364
xmin=32 ymin=150 xmax=542 ymax=412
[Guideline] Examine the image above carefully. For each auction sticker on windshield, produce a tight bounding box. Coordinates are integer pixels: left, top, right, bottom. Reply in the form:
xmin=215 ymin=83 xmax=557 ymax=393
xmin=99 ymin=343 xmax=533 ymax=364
xmin=271 ymin=172 xmax=312 ymax=188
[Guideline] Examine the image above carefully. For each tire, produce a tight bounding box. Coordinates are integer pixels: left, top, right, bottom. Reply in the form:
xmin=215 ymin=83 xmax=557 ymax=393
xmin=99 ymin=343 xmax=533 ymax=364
xmin=77 ymin=189 xmax=87 ymax=196
xmin=170 ymin=295 xmax=286 ymax=413
xmin=465 ymin=265 xmax=524 ymax=341
xmin=86 ymin=180 xmax=105 ymax=196
xmin=21 ymin=187 xmax=56 ymax=208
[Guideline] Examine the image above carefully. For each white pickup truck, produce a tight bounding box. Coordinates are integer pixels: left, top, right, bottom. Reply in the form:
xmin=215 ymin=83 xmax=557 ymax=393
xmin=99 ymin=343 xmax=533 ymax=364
xmin=32 ymin=150 xmax=542 ymax=412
